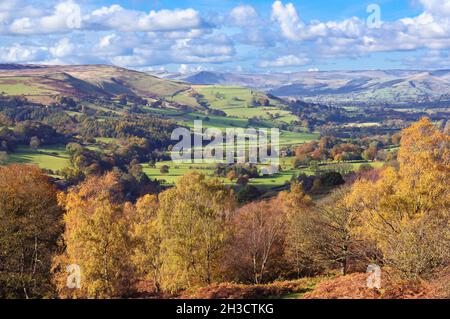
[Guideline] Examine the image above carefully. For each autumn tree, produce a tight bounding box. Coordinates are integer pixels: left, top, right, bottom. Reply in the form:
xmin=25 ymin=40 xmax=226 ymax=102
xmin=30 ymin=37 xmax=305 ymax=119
xmin=130 ymin=194 xmax=162 ymax=294
xmin=54 ymin=172 xmax=134 ymax=298
xmin=0 ymin=165 xmax=63 ymax=298
xmin=157 ymin=173 xmax=236 ymax=292
xmin=362 ymin=146 xmax=378 ymax=162
xmin=350 ymin=118 xmax=450 ymax=279
xmin=226 ymin=198 xmax=287 ymax=284
xmin=280 ymin=182 xmax=318 ymax=277
xmin=304 ymin=188 xmax=371 ymax=275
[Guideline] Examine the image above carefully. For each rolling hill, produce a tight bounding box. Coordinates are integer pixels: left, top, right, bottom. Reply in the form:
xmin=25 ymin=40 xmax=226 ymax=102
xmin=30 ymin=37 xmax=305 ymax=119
xmin=0 ymin=64 xmax=190 ymax=104
xmin=175 ymin=69 xmax=450 ymax=107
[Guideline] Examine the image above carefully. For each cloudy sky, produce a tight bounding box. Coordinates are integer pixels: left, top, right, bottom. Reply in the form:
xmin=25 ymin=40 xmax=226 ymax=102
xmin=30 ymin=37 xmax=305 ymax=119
xmin=1 ymin=0 xmax=450 ymax=72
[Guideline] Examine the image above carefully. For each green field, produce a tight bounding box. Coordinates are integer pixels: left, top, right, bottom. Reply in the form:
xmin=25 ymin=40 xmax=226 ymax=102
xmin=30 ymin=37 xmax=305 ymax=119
xmin=147 ymin=110 xmax=318 ymax=149
xmin=3 ymin=145 xmax=385 ymax=191
xmin=172 ymin=86 xmax=298 ymax=122
xmin=6 ymin=145 xmax=70 ymax=172
xmin=141 ymin=158 xmax=384 ymax=190
xmin=2 ymin=81 xmax=318 ymax=185
xmin=278 ymin=131 xmax=318 ymax=147
xmin=0 ymin=77 xmax=55 ymax=95
xmin=193 ymin=86 xmax=297 ymax=123
xmin=226 ymin=107 xmax=298 ymax=122
xmin=143 ymin=162 xmax=219 ymax=185
xmin=195 ymin=86 xmax=258 ymax=109
xmin=167 ymin=85 xmax=318 ymax=148
xmin=170 ymin=91 xmax=201 ymax=108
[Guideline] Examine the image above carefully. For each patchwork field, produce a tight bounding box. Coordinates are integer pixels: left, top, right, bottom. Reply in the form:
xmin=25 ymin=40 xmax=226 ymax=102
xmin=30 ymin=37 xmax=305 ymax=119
xmin=193 ymin=86 xmax=295 ymax=121
xmin=2 ymin=140 xmax=383 ymax=191
xmin=143 ymin=160 xmax=301 ymax=188
xmin=142 ymin=158 xmax=384 ymax=189
xmin=1 ymin=79 xmax=322 ymax=189
xmin=1 ymin=66 xmax=330 ymax=191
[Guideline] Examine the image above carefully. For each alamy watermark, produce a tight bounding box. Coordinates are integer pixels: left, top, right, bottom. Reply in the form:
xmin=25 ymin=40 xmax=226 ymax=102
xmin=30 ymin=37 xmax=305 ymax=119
xmin=170 ymin=121 xmax=280 ymax=174
xmin=367 ymin=4 xmax=382 ymax=29
xmin=66 ymin=264 xmax=81 ymax=289
xmin=366 ymin=264 xmax=382 ymax=289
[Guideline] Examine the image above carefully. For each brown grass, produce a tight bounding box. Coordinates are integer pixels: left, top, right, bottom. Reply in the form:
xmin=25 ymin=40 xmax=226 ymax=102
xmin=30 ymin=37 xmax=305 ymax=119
xmin=179 ymin=277 xmax=326 ymax=299
xmin=130 ymin=269 xmax=450 ymax=299
xmin=302 ymin=268 xmax=450 ymax=299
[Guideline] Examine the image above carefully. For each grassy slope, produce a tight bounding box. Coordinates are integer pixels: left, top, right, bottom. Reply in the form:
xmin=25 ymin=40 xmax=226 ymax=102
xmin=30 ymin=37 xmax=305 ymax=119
xmin=0 ymin=77 xmax=57 ymax=95
xmin=194 ymin=85 xmax=295 ymax=121
xmin=7 ymin=145 xmax=70 ymax=172
xmin=64 ymin=66 xmax=188 ymax=98
xmin=163 ymin=85 xmax=319 ymax=148
xmin=0 ymin=65 xmax=189 ymax=100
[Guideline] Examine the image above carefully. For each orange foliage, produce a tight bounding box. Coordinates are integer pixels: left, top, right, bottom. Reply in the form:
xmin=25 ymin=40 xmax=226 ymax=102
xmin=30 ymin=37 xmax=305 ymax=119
xmin=302 ymin=268 xmax=450 ymax=299
xmin=180 ymin=277 xmax=324 ymax=299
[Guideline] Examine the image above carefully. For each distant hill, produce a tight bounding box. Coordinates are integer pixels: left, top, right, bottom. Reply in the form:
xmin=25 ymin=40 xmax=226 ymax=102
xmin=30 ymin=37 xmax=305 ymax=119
xmin=0 ymin=64 xmax=44 ymax=70
xmin=0 ymin=64 xmax=189 ymax=104
xmin=177 ymin=69 xmax=450 ymax=107
xmin=181 ymin=71 xmax=228 ymax=85
xmin=3 ymin=64 xmax=450 ymax=108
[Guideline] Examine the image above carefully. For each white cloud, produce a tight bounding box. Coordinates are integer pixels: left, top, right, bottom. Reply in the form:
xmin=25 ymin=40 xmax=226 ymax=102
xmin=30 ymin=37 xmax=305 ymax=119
xmin=169 ymin=34 xmax=235 ymax=64
xmin=0 ymin=43 xmax=45 ymax=63
xmin=270 ymin=1 xmax=365 ymax=42
xmin=269 ymin=0 xmax=450 ymax=61
xmin=403 ymin=50 xmax=450 ymax=68
xmin=50 ymin=38 xmax=74 ymax=58
xmin=111 ymin=55 xmax=151 ymax=68
xmin=178 ymin=64 xmax=189 ymax=74
xmin=0 ymin=0 xmax=45 ymax=31
xmin=271 ymin=1 xmax=304 ymax=41
xmin=2 ymin=1 xmax=207 ymax=35
xmin=41 ymin=0 xmax=81 ymax=30
xmin=103 ymin=33 xmax=235 ymax=68
xmin=88 ymin=5 xmax=205 ymax=32
xmin=260 ymin=55 xmax=310 ymax=67
xmin=420 ymin=0 xmax=450 ymax=16
xmin=0 ymin=1 xmax=220 ymax=68
xmin=148 ymin=29 xmax=207 ymax=40
xmin=229 ymin=5 xmax=259 ymax=27
xmin=1 ymin=0 xmax=450 ymax=70
xmin=178 ymin=64 xmax=205 ymax=74
xmin=99 ymin=34 xmax=118 ymax=48
xmin=8 ymin=0 xmax=81 ymax=34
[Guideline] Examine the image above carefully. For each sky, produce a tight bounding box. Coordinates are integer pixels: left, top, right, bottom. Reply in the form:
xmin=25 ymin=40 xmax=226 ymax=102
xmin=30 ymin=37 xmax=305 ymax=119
xmin=0 ymin=0 xmax=450 ymax=73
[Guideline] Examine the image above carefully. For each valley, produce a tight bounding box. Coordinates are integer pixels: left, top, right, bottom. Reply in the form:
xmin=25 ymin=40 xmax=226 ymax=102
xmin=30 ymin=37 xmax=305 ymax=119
xmin=1 ymin=0 xmax=449 ymax=302
xmin=0 ymin=64 xmax=448 ymax=300
xmin=1 ymin=64 xmax=447 ymax=194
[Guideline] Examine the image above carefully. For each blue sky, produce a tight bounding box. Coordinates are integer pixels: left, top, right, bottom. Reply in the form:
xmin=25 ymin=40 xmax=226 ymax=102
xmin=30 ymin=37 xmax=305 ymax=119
xmin=0 ymin=0 xmax=449 ymax=72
